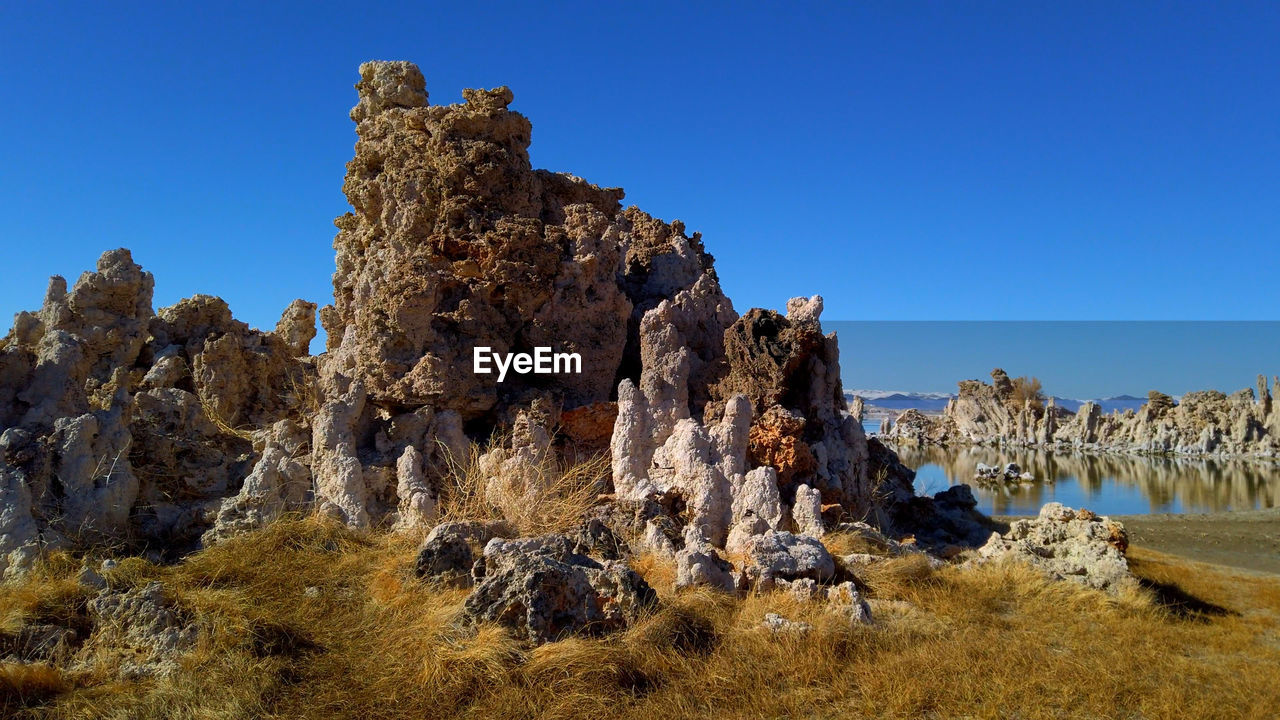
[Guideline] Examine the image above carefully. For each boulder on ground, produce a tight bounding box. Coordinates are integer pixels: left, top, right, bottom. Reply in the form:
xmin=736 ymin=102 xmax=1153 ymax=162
xmin=976 ymin=502 xmax=1135 ymax=592
xmin=463 ymin=533 xmax=657 ymax=643
xmin=675 ymin=526 xmax=738 ymax=592
xmin=83 ymin=581 xmax=199 ymax=679
xmin=739 ymin=531 xmax=835 ymax=591
xmin=414 ymin=520 xmax=514 ymax=586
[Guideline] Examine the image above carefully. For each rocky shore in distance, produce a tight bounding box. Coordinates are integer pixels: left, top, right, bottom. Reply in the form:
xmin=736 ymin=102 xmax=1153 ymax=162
xmin=883 ymin=368 xmax=1280 ymax=460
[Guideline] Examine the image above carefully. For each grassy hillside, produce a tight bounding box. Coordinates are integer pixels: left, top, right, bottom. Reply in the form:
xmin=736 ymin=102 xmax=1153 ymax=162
xmin=2 ymin=516 xmax=1278 ymax=720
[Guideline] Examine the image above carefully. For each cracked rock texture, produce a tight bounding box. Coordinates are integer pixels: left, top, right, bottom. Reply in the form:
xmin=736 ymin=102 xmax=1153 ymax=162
xmin=463 ymin=533 xmax=657 ymax=643
xmin=0 ymin=250 xmax=316 ymax=578
xmin=975 ymin=503 xmax=1135 ymax=593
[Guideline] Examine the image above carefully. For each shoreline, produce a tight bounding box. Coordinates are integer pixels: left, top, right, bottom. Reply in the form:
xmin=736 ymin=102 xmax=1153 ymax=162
xmin=880 ymin=437 xmax=1280 ymax=465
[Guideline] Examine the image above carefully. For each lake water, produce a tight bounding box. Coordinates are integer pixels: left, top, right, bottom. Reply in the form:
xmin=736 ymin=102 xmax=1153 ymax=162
xmin=883 ymin=442 xmax=1280 ymax=516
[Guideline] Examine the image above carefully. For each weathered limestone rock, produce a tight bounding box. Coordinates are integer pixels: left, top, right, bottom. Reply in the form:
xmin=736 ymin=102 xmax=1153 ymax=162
xmin=0 ymin=462 xmax=39 ymax=581
xmin=325 ymin=62 xmax=634 ymax=419
xmin=976 ymin=503 xmax=1135 ymax=593
xmin=275 ymin=299 xmax=318 ymax=357
xmin=203 ymin=419 xmax=312 ymax=545
xmin=761 ymin=612 xmax=811 ymax=635
xmin=725 ymin=466 xmax=784 ymax=553
xmin=974 ymin=462 xmax=1033 ymax=485
xmin=393 ymin=445 xmax=437 ymax=531
xmin=885 ymin=408 xmax=955 ymax=446
xmin=827 ymin=580 xmax=874 ymax=625
xmin=414 ymin=520 xmax=513 ymax=587
xmin=311 ymin=61 xmax=743 ymax=530
xmin=479 ymin=403 xmax=556 ymax=513
xmin=618 ymin=230 xmax=737 ymax=416
xmin=610 ymin=300 xmax=751 ymax=546
xmin=791 ymin=484 xmax=824 ymax=537
xmin=464 ymin=534 xmax=657 ymax=643
xmin=883 ymin=483 xmax=993 ymax=552
xmin=311 ymin=367 xmax=370 ymax=529
xmin=83 ymin=581 xmax=199 ymax=679
xmin=739 ymin=531 xmax=835 ymax=591
xmin=848 ymin=395 xmax=865 ymax=422
xmin=709 ymin=297 xmax=872 ymax=517
xmin=586 ymin=497 xmax=683 ymax=556
xmin=675 ymin=526 xmax=739 ymax=592
xmin=612 ymin=290 xmax=885 ymax=555
xmin=747 ymin=405 xmax=816 ymax=489
xmin=559 ymin=401 xmax=618 ymax=456
xmin=0 ymin=248 xmax=319 ymax=572
xmin=776 ymin=578 xmax=873 ymax=626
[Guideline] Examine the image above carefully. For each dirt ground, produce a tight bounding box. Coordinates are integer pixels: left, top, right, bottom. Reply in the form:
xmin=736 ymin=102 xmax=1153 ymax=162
xmin=1117 ymin=508 xmax=1280 ymax=575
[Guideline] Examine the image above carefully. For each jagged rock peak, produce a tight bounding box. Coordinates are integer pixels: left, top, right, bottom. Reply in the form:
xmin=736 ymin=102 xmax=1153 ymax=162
xmin=321 ymin=60 xmax=730 ymax=423
xmin=1 ymin=248 xmax=318 ymax=578
xmin=351 ymin=61 xmax=428 ymax=122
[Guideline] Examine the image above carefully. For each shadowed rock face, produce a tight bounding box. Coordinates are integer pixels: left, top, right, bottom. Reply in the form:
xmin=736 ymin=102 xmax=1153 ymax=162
xmin=0 ymin=250 xmax=317 ymax=578
xmin=889 ymin=368 xmax=1280 ymax=458
xmin=705 ymin=298 xmax=873 ymax=515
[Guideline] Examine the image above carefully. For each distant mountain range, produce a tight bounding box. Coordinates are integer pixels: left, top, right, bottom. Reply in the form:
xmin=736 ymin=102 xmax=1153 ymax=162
xmin=847 ymin=391 xmax=1151 ymax=416
xmin=851 ymin=391 xmax=954 ymax=413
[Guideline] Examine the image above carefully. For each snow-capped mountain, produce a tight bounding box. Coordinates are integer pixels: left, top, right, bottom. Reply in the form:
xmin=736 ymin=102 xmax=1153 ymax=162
xmin=846 ymin=390 xmax=954 ymax=413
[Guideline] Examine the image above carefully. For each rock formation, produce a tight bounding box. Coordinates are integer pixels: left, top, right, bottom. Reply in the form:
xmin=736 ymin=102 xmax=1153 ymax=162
xmin=974 ymin=503 xmax=1135 ymax=593
xmin=311 ymin=61 xmax=741 ymax=530
xmin=1 ymin=60 xmax=932 ymax=605
xmin=887 ymin=368 xmax=1280 ymax=459
xmin=0 ymin=250 xmax=316 ymax=579
xmin=307 ymin=60 xmax=898 ymax=565
xmin=463 ymin=533 xmax=657 ymax=643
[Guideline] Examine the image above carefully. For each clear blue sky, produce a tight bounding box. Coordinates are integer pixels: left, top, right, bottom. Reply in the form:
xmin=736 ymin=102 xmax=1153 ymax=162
xmin=832 ymin=322 xmax=1280 ymax=399
xmin=3 ymin=2 xmax=1278 ymax=355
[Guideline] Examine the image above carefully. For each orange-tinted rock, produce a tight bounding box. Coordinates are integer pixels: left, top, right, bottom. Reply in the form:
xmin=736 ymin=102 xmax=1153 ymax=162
xmin=560 ymin=401 xmax=618 ymax=453
xmin=747 ymin=405 xmax=816 ymax=489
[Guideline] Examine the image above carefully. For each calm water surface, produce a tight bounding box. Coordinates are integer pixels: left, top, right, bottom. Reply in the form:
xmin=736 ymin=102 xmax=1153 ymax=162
xmin=883 ymin=441 xmax=1280 ymax=516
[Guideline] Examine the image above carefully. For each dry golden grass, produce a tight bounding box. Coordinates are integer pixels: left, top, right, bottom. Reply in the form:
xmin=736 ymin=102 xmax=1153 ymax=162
xmin=197 ymin=392 xmax=257 ymax=444
xmin=2 ymin=517 xmax=1279 ymax=719
xmin=435 ymin=439 xmax=609 ymax=536
xmin=0 ymin=664 xmax=67 ymax=711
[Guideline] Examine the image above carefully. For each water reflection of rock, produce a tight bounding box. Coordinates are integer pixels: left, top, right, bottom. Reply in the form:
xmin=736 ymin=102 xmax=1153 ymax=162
xmin=891 ymin=444 xmax=1280 ymax=514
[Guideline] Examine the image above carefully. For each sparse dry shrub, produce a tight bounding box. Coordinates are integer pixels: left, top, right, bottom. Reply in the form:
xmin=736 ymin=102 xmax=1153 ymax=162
xmin=1010 ymin=375 xmax=1046 ymax=411
xmin=196 ymin=392 xmax=256 ymax=443
xmin=818 ymin=529 xmax=890 ymax=558
xmin=283 ymin=365 xmax=321 ymax=419
xmin=856 ymin=554 xmax=941 ymax=599
xmin=436 ymin=437 xmax=609 ymax=536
